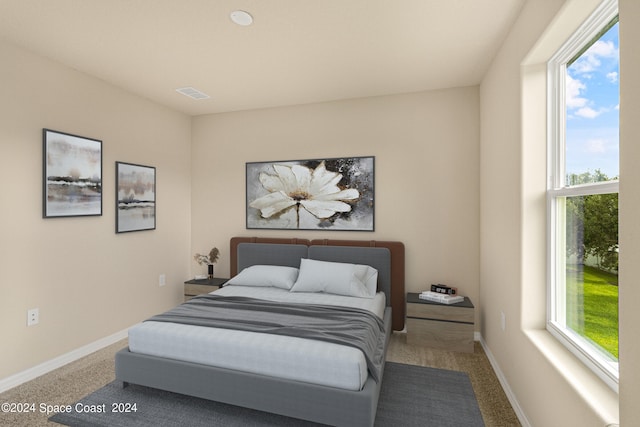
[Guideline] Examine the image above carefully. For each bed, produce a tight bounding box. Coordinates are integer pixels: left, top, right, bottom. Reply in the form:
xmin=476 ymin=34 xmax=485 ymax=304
xmin=115 ymin=237 xmax=405 ymax=427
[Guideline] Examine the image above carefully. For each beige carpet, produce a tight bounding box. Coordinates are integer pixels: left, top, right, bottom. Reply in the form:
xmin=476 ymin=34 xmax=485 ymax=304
xmin=0 ymin=333 xmax=520 ymax=426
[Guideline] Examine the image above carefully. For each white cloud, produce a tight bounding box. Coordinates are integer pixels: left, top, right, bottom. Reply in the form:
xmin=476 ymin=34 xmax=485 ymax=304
xmin=571 ymin=40 xmax=618 ymax=74
xmin=566 ymin=74 xmax=587 ymax=109
xmin=572 ymin=57 xmax=599 ymax=74
xmin=575 ymin=107 xmax=601 ymax=119
xmin=588 ymin=40 xmax=617 ymax=57
xmin=565 ymin=38 xmax=618 ymax=121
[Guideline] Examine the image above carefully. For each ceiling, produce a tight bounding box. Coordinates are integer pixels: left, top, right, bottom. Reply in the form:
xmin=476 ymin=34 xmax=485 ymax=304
xmin=0 ymin=0 xmax=526 ymax=116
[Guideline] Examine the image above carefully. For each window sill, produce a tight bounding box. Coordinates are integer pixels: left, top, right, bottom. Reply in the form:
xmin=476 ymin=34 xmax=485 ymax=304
xmin=547 ymin=322 xmax=619 ymax=389
xmin=524 ymin=329 xmax=618 ymax=424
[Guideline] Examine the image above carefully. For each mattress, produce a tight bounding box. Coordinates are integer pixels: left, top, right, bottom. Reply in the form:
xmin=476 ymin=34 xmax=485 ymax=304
xmin=128 ymin=285 xmax=387 ymax=391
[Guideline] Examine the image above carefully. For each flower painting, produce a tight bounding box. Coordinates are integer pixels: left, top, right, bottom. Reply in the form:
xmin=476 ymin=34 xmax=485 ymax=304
xmin=247 ymin=157 xmax=374 ymax=231
xmin=116 ymin=162 xmax=156 ymax=233
xmin=43 ymin=129 xmax=102 ymax=218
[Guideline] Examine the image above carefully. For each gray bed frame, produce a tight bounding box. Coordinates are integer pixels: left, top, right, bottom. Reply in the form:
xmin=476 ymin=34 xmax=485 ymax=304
xmin=115 ymin=239 xmax=405 ymax=427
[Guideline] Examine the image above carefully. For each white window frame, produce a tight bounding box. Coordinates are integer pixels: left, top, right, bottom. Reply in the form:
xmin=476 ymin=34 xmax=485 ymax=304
xmin=546 ymin=0 xmax=619 ymax=392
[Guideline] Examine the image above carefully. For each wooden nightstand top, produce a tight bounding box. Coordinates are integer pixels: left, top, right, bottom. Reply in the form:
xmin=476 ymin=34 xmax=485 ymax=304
xmin=184 ymin=278 xmax=228 ymax=287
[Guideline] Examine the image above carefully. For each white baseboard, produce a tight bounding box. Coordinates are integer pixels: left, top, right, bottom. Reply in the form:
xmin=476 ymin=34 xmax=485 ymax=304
xmin=476 ymin=333 xmax=532 ymax=427
xmin=0 ymin=328 xmax=128 ymax=394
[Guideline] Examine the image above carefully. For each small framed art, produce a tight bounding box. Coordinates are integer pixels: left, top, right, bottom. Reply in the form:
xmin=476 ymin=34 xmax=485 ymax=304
xmin=43 ymin=129 xmax=102 ymax=218
xmin=116 ymin=161 xmax=156 ymax=233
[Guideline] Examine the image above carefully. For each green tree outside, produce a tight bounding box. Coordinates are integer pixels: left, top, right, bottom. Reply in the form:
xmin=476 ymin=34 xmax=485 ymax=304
xmin=564 ymin=169 xmax=618 ymax=359
xmin=565 ymin=170 xmax=619 ymax=271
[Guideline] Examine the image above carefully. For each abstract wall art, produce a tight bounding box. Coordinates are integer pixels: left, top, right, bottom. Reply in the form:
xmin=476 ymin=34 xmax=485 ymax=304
xmin=116 ymin=161 xmax=156 ymax=233
xmin=43 ymin=129 xmax=102 ymax=218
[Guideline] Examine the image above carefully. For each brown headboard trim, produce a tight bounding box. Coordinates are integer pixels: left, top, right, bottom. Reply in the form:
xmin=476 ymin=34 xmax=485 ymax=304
xmin=229 ymin=237 xmax=405 ymax=331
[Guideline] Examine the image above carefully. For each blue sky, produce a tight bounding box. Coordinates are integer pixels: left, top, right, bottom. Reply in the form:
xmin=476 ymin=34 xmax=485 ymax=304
xmin=566 ymin=22 xmax=619 ymax=181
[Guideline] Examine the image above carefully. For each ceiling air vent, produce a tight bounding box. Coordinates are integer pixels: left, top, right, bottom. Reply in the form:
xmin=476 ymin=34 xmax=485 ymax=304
xmin=176 ymin=87 xmax=210 ymax=100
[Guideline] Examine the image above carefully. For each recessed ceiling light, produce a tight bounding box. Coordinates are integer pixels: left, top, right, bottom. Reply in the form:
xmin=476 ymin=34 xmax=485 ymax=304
xmin=176 ymin=87 xmax=210 ymax=100
xmin=230 ymin=10 xmax=253 ymax=26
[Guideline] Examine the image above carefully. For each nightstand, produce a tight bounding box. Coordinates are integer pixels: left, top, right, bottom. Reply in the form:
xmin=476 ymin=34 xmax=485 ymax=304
xmin=184 ymin=278 xmax=228 ymax=301
xmin=406 ymin=292 xmax=475 ymax=353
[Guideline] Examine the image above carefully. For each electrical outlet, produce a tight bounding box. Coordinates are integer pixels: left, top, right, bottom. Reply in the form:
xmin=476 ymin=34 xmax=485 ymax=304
xmin=27 ymin=308 xmax=39 ymax=326
xmin=159 ymin=274 xmax=166 ymax=287
xmin=500 ymin=311 xmax=506 ymax=332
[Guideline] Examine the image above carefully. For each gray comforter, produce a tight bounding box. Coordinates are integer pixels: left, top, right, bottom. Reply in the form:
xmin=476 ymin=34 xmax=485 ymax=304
xmin=147 ymin=294 xmax=386 ymax=382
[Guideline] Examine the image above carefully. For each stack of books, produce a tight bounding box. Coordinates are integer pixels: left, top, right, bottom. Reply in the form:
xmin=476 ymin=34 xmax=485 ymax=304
xmin=419 ymin=289 xmax=464 ymax=305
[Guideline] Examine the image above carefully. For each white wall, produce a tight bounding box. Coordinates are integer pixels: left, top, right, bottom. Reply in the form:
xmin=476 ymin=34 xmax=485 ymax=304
xmin=191 ymin=87 xmax=481 ymax=324
xmin=480 ymin=0 xmax=638 ymax=425
xmin=0 ymin=39 xmax=192 ymax=380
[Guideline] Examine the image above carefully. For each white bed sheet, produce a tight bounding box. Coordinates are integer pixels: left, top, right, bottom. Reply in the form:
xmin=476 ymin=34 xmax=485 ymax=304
xmin=128 ymin=286 xmax=387 ymax=391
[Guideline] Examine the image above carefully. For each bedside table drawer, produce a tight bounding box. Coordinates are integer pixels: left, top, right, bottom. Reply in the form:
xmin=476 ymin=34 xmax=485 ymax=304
xmin=184 ymin=278 xmax=228 ymax=301
xmin=406 ymin=318 xmax=474 ymax=352
xmin=185 ymin=283 xmax=218 ymax=296
xmin=406 ymin=302 xmax=474 ymax=323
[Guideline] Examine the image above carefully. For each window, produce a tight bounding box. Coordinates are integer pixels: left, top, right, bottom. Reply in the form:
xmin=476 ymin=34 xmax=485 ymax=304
xmin=547 ymin=0 xmax=619 ymax=390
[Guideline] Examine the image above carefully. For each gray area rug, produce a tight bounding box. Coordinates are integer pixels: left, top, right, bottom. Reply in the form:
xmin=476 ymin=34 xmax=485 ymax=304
xmin=50 ymin=362 xmax=484 ymax=426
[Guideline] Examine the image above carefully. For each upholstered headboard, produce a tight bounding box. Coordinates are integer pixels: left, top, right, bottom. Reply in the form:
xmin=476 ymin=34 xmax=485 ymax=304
xmin=230 ymin=237 xmax=405 ymax=331
xmin=236 ymin=243 xmax=308 ymax=271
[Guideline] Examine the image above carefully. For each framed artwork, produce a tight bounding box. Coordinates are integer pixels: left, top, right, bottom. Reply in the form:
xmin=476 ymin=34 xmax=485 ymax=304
xmin=43 ymin=129 xmax=102 ymax=218
xmin=246 ymin=156 xmax=374 ymax=231
xmin=116 ymin=161 xmax=156 ymax=233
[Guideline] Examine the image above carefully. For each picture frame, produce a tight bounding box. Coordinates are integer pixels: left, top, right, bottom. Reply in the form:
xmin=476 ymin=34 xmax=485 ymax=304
xmin=116 ymin=161 xmax=156 ymax=233
xmin=246 ymin=156 xmax=374 ymax=231
xmin=43 ymin=129 xmax=102 ymax=218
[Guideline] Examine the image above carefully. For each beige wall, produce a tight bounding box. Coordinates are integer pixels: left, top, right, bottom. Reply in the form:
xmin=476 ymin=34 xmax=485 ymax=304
xmin=5 ymin=1 xmax=639 ymax=424
xmin=618 ymin=0 xmax=640 ymax=424
xmin=480 ymin=0 xmax=637 ymax=425
xmin=0 ymin=39 xmax=192 ymax=379
xmin=191 ymin=87 xmax=480 ymax=323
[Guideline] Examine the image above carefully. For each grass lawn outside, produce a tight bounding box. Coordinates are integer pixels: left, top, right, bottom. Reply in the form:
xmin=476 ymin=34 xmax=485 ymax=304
xmin=566 ymin=264 xmax=619 ymax=359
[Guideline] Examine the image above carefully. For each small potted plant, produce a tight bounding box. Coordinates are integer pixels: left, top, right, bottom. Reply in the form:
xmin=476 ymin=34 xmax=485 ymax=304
xmin=194 ymin=247 xmax=220 ymax=279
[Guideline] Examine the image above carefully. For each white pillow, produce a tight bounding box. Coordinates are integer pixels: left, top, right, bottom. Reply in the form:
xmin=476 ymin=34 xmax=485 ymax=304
xmin=353 ymin=263 xmax=379 ymax=296
xmin=290 ymin=258 xmax=378 ymax=298
xmin=226 ymin=265 xmax=299 ymax=290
